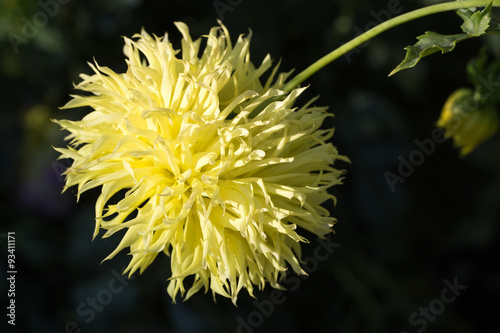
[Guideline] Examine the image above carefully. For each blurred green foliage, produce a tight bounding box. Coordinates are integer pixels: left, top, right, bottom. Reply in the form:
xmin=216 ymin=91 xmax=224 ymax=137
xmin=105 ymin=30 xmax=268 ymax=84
xmin=1 ymin=0 xmax=499 ymax=332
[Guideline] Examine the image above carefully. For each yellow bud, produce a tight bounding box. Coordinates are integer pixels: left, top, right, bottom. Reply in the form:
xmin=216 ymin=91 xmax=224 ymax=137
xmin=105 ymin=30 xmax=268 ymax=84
xmin=437 ymin=88 xmax=499 ymax=156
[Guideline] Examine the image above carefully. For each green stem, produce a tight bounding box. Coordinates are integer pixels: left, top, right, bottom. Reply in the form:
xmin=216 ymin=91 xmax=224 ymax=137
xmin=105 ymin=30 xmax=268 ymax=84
xmin=282 ymin=0 xmax=500 ymax=92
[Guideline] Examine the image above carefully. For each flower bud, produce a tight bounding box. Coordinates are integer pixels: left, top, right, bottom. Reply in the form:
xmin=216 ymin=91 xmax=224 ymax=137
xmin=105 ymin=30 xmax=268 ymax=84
xmin=437 ymin=88 xmax=499 ymax=156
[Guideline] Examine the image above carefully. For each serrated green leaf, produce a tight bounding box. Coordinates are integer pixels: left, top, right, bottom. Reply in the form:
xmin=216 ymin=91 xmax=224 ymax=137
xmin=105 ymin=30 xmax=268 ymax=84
xmin=457 ymin=1 xmax=492 ymax=36
xmin=389 ymin=32 xmax=468 ymax=76
xmin=390 ymin=2 xmax=493 ymax=76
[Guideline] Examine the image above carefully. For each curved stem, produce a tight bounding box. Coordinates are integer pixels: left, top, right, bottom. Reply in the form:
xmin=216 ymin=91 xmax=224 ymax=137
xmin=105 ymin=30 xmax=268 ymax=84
xmin=282 ymin=0 xmax=500 ymax=92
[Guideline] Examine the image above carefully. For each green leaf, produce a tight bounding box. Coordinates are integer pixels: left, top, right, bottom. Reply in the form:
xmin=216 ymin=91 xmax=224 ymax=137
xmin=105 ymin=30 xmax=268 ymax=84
xmin=389 ymin=32 xmax=468 ymax=76
xmin=466 ymin=47 xmax=500 ymax=105
xmin=466 ymin=47 xmax=489 ymax=86
xmin=457 ymin=2 xmax=492 ymax=36
xmin=390 ymin=2 xmax=493 ymax=76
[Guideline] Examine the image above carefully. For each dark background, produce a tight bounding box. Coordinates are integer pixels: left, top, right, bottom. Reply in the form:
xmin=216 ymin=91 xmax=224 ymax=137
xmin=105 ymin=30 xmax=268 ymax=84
xmin=1 ymin=0 xmax=499 ymax=332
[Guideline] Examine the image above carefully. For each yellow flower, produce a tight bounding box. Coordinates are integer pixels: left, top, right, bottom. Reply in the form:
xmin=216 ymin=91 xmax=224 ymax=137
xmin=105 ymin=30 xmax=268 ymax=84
xmin=437 ymin=88 xmax=499 ymax=156
xmin=54 ymin=22 xmax=348 ymax=303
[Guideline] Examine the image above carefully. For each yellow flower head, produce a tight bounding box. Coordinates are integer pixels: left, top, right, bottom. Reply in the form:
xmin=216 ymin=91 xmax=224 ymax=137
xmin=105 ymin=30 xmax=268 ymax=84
xmin=438 ymin=88 xmax=499 ymax=156
xmin=54 ymin=22 xmax=348 ymax=303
